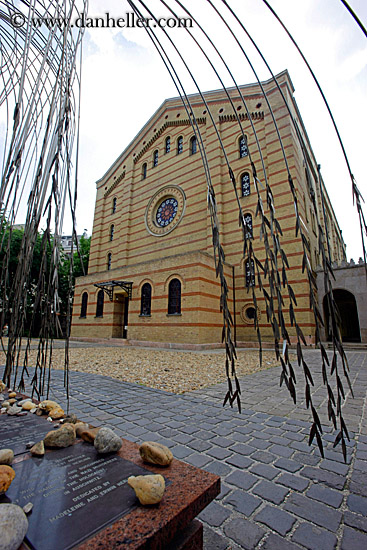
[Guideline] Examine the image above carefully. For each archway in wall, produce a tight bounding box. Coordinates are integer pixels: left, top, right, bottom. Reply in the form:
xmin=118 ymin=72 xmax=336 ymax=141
xmin=323 ymin=289 xmax=361 ymax=343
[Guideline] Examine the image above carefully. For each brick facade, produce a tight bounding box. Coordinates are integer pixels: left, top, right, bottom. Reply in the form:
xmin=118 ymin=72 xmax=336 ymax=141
xmin=71 ymin=71 xmax=345 ymax=346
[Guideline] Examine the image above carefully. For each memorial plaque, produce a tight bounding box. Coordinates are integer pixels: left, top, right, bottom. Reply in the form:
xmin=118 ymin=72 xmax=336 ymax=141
xmin=1 ymin=443 xmax=154 ymax=550
xmin=0 ymin=413 xmax=53 ymax=455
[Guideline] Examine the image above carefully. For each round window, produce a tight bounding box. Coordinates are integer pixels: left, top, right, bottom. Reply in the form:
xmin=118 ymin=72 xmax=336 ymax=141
xmin=245 ymin=306 xmax=256 ymax=320
xmin=156 ymin=198 xmax=178 ymax=227
xmin=240 ymin=304 xmax=260 ymax=324
xmin=145 ymin=185 xmax=186 ymax=237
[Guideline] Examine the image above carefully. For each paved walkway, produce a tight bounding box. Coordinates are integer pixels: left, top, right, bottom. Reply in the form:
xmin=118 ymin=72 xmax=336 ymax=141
xmin=3 ymin=349 xmax=367 ymax=549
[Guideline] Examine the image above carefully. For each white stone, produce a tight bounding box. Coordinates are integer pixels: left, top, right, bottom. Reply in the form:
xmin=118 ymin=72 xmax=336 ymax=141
xmin=0 ymin=503 xmax=28 ymax=550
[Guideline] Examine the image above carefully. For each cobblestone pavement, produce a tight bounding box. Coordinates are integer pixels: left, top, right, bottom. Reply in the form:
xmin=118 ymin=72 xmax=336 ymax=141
xmin=3 ymin=349 xmax=367 ymax=550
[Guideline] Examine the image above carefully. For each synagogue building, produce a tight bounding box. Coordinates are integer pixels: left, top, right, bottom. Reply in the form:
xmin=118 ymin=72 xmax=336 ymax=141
xmin=71 ymin=70 xmax=346 ymax=347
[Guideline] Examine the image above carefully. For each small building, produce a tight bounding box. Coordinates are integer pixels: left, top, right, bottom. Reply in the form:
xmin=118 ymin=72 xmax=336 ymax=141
xmin=71 ymin=70 xmax=345 ymax=347
xmin=61 ymin=232 xmax=88 ymax=257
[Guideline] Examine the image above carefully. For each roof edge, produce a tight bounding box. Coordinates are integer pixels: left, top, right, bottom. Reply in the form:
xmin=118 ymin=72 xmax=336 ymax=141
xmin=95 ymin=69 xmax=293 ymax=186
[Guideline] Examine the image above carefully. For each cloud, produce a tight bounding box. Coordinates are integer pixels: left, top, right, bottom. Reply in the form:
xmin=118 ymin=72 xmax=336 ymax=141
xmin=338 ymin=46 xmax=367 ymax=80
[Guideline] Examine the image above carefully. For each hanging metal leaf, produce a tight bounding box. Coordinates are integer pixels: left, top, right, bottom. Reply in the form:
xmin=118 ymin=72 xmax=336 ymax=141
xmin=311 ymin=406 xmax=323 ymax=433
xmin=305 ymin=383 xmax=311 ymax=409
xmin=341 ymin=417 xmax=350 ymax=441
xmin=315 ymin=431 xmax=325 ymax=458
xmin=341 ymin=438 xmax=347 ymax=462
xmin=309 ymin=423 xmax=317 ymax=445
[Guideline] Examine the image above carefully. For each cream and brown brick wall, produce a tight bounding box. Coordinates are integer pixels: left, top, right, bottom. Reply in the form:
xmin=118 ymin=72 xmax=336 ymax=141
xmin=71 ymin=71 xmax=345 ymax=346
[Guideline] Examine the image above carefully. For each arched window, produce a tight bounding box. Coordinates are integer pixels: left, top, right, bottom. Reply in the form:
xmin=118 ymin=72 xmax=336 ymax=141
xmin=168 ymin=278 xmax=181 ymax=314
xmin=153 ymin=150 xmax=158 ymax=167
xmin=244 ymin=213 xmax=253 ymax=239
xmin=241 ymin=172 xmax=251 ymax=197
xmin=245 ymin=259 xmax=255 ymax=288
xmin=239 ymin=136 xmax=248 ymax=158
xmin=190 ymin=135 xmax=197 ymax=155
xmin=112 ymin=197 xmax=117 ymax=214
xmin=110 ymin=224 xmax=114 ymax=241
xmin=140 ymin=283 xmax=152 ymax=316
xmin=142 ymin=162 xmax=147 ymax=180
xmin=96 ymin=290 xmax=104 ymax=317
xmin=107 ymin=253 xmax=112 ymax=271
xmin=80 ymin=292 xmax=88 ymax=318
xmin=177 ymin=136 xmax=183 ymax=155
xmin=165 ymin=136 xmax=171 ymax=154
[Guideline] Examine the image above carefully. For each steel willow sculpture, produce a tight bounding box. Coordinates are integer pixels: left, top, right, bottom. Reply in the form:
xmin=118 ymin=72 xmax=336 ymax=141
xmin=0 ymin=0 xmax=87 ymax=396
xmin=0 ymin=0 xmax=366 ymax=460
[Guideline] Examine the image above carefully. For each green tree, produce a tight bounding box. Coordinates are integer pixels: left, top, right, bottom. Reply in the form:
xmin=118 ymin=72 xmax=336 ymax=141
xmin=56 ymin=235 xmax=91 ymax=325
xmin=72 ymin=234 xmax=91 ymax=279
xmin=0 ymin=227 xmax=25 ymax=282
xmin=0 ymin=227 xmax=91 ymax=337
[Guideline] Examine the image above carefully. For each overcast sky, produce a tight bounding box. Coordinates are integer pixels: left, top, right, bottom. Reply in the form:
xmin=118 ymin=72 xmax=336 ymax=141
xmin=68 ymin=0 xmax=366 ymax=260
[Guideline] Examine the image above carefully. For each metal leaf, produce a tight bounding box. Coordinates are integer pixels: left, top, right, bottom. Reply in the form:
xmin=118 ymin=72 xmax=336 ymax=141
xmin=223 ymin=390 xmax=231 ymax=408
xmin=341 ymin=417 xmax=350 ymax=441
xmin=315 ymin=430 xmax=325 ymax=458
xmin=309 ymin=423 xmax=317 ymax=445
xmin=305 ymin=383 xmax=311 ymax=409
xmin=303 ymin=362 xmax=314 ymax=386
xmin=342 ymin=438 xmax=347 ymax=463
xmin=289 ymin=378 xmax=296 ymax=404
xmin=311 ymin=406 xmax=323 ymax=434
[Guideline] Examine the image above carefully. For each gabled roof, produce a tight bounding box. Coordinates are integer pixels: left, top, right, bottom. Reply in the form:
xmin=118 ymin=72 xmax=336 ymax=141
xmin=95 ymin=70 xmax=294 ymax=186
xmin=96 ymin=69 xmax=294 ymax=186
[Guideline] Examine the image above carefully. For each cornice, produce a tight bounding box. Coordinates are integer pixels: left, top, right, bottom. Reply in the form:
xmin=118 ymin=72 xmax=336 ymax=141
xmin=104 ymin=171 xmax=125 ymax=198
xmin=133 ymin=117 xmax=206 ymax=163
xmin=219 ymin=111 xmax=264 ymax=122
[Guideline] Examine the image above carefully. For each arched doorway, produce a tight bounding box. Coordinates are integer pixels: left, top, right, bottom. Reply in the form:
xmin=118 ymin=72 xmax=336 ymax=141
xmin=323 ymin=289 xmax=361 ymax=342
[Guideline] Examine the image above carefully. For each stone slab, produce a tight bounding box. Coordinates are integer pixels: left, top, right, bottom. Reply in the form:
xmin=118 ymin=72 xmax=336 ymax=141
xmin=76 ymin=438 xmax=220 ymax=550
xmin=166 ymin=519 xmax=203 ymax=550
xmin=0 ymin=412 xmax=54 ymax=455
xmin=1 ymin=435 xmax=219 ymax=550
xmin=1 ymin=442 xmax=152 ymax=550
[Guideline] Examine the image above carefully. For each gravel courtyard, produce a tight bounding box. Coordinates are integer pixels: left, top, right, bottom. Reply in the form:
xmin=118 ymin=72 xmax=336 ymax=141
xmin=0 ymin=344 xmax=282 ymax=394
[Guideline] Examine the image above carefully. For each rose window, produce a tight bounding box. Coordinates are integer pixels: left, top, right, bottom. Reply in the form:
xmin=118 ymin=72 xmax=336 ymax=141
xmin=156 ymin=198 xmax=178 ymax=227
xmin=145 ymin=185 xmax=186 ymax=236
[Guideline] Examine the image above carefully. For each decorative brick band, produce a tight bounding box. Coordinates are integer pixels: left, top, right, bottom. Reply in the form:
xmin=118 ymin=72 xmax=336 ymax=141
xmin=219 ymin=111 xmax=264 ymax=122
